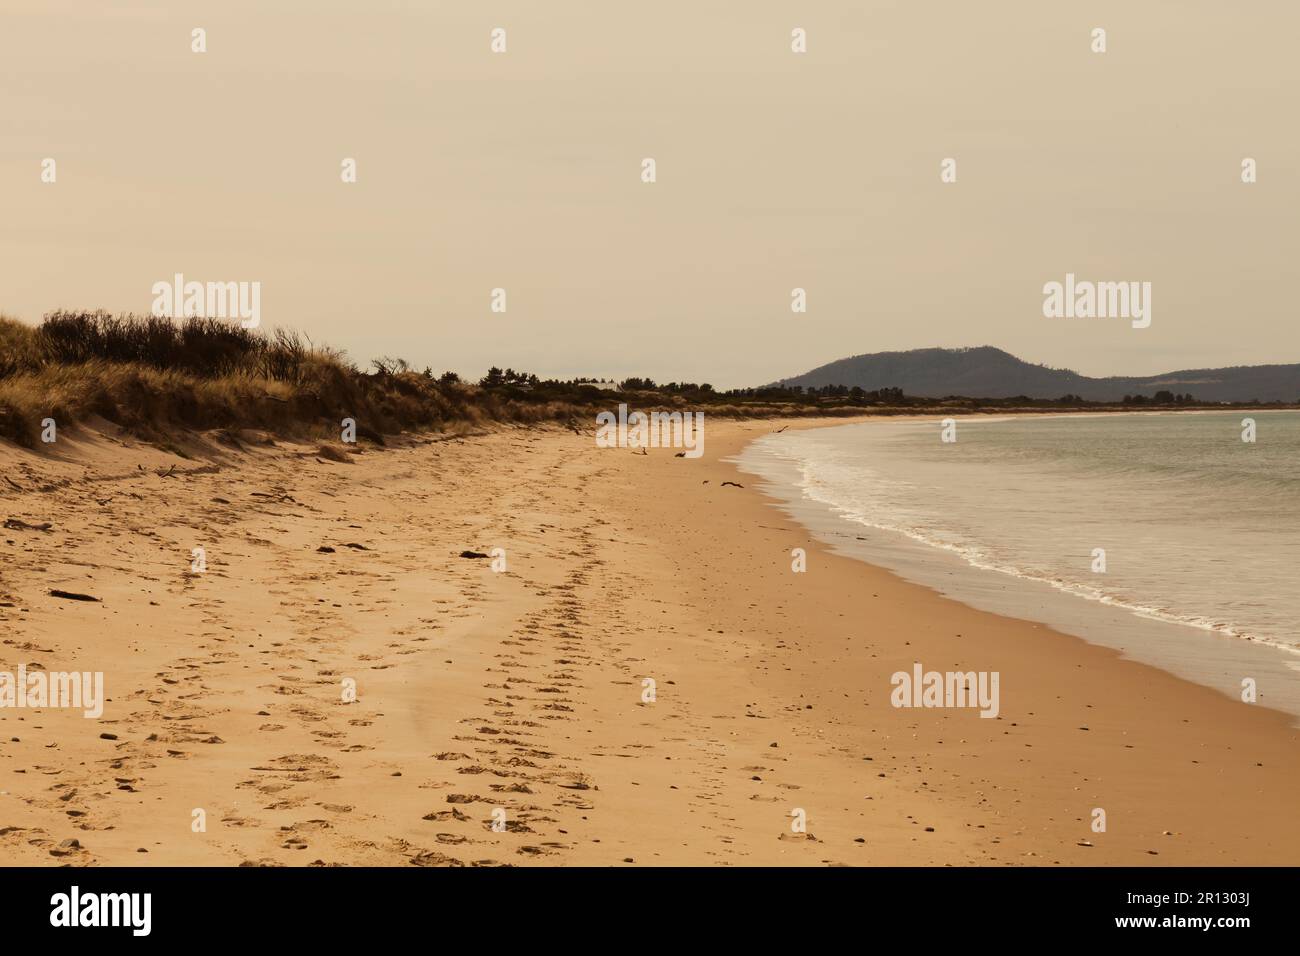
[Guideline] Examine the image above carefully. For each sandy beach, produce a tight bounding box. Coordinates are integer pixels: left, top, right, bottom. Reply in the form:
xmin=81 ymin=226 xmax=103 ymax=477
xmin=2 ymin=416 xmax=1298 ymax=866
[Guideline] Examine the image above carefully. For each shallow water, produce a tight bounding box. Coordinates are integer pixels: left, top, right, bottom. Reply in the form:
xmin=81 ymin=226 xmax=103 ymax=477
xmin=735 ymin=411 xmax=1300 ymax=721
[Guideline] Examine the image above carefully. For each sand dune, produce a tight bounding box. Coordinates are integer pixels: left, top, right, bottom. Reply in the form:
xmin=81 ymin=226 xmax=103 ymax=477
xmin=1 ymin=418 xmax=1297 ymax=865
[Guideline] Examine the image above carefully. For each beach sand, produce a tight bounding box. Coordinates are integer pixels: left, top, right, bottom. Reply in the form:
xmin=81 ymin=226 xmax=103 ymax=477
xmin=1 ymin=417 xmax=1297 ymax=866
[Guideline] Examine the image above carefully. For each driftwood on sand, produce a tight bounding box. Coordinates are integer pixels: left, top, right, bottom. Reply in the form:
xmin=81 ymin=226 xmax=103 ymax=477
xmin=49 ymin=589 xmax=100 ymax=602
xmin=4 ymin=518 xmax=52 ymax=532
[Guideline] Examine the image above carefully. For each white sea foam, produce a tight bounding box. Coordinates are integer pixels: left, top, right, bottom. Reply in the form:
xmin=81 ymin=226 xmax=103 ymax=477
xmin=779 ymin=446 xmax=1300 ymax=657
xmin=737 ymin=411 xmax=1300 ymax=716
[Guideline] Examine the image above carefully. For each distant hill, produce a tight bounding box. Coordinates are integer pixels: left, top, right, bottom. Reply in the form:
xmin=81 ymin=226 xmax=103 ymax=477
xmin=774 ymin=347 xmax=1300 ymax=403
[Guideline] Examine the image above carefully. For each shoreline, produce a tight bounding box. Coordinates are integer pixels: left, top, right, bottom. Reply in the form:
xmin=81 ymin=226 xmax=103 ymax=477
xmin=1 ymin=417 xmax=1297 ymax=865
xmin=733 ymin=415 xmax=1300 ymax=722
xmin=616 ymin=417 xmax=1300 ymax=863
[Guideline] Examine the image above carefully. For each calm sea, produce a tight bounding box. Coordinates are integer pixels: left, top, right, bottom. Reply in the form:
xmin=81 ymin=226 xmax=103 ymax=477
xmin=736 ymin=411 xmax=1300 ymax=720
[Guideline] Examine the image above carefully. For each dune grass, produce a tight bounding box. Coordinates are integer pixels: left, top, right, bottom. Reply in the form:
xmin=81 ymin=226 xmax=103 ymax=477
xmin=0 ymin=311 xmax=886 ymax=451
xmin=0 ymin=312 xmax=593 ymax=449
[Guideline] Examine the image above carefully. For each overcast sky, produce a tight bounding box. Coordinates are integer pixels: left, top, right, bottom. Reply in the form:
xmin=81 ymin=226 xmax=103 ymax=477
xmin=2 ymin=1 xmax=1296 ymax=388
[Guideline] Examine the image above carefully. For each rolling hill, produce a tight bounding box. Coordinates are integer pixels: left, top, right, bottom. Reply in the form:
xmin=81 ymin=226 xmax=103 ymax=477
xmin=774 ymin=347 xmax=1300 ymax=403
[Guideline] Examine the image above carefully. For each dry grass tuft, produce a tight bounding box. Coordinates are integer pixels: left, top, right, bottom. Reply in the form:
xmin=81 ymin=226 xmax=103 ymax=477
xmin=0 ymin=313 xmax=595 ymax=449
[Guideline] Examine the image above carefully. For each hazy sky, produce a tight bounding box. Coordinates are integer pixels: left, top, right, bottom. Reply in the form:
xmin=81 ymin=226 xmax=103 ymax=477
xmin=3 ymin=1 xmax=1296 ymax=388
